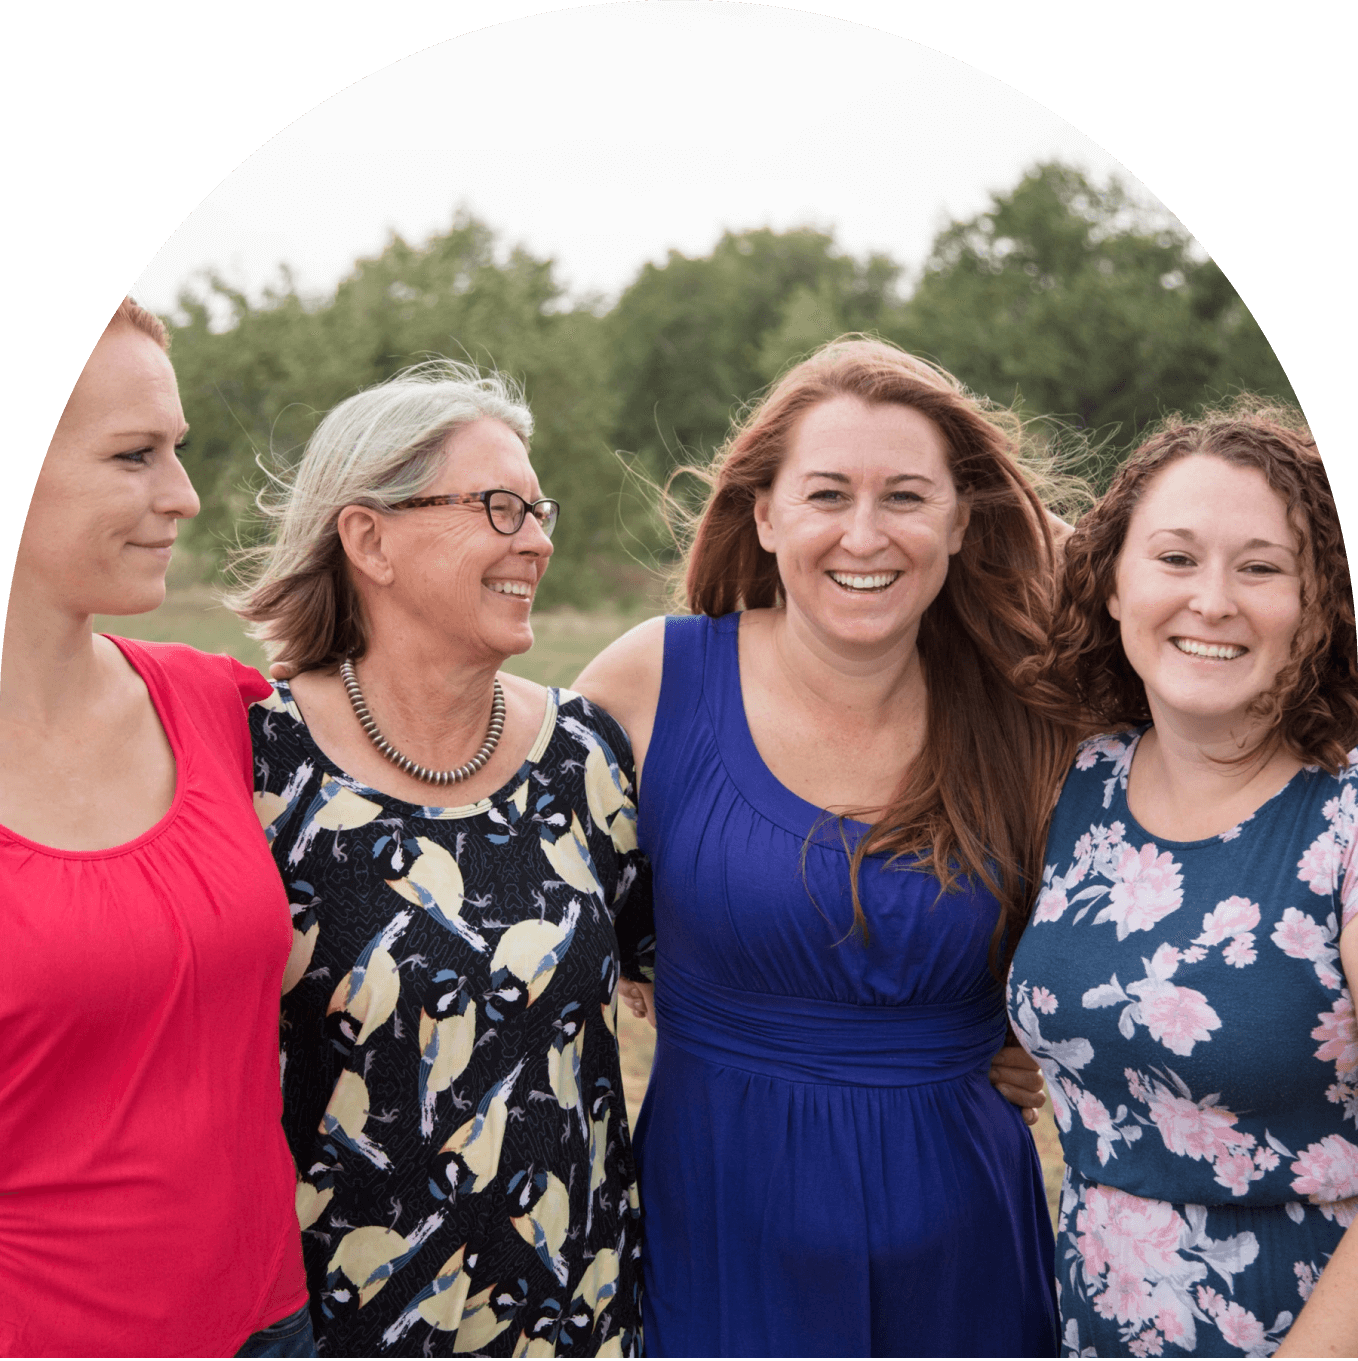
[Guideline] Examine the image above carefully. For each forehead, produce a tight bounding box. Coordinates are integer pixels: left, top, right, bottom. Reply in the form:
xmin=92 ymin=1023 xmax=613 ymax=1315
xmin=62 ymin=325 xmax=183 ymax=432
xmin=782 ymin=396 xmax=952 ymax=478
xmin=1130 ymin=455 xmax=1296 ymax=545
xmin=435 ymin=418 xmax=538 ymax=491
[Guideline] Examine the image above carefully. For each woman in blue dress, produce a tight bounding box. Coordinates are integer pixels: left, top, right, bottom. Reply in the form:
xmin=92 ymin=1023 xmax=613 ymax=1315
xmin=576 ymin=337 xmax=1071 ymax=1356
xmin=1009 ymin=404 xmax=1358 ymax=1356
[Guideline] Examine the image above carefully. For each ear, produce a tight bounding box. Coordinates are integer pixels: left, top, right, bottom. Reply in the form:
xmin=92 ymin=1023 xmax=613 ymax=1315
xmin=753 ymin=486 xmax=777 ymax=555
xmin=1106 ymin=590 xmax=1122 ymax=622
xmin=336 ymin=505 xmax=395 ymax=588
xmin=948 ymin=489 xmax=973 ymax=556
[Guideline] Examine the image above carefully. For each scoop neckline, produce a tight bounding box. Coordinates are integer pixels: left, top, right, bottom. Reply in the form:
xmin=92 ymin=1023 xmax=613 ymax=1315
xmin=272 ymin=677 xmax=561 ymax=821
xmin=0 ymin=634 xmax=188 ymax=860
xmin=1107 ymin=727 xmax=1311 ymax=850
xmin=709 ymin=612 xmax=875 ymax=846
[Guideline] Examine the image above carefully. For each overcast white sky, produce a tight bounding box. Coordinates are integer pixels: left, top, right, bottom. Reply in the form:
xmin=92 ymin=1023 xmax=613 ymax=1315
xmin=134 ymin=3 xmax=1144 ymax=315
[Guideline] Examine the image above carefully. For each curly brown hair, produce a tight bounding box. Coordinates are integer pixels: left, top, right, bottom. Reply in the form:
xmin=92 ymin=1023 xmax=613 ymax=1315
xmin=1021 ymin=399 xmax=1358 ymax=772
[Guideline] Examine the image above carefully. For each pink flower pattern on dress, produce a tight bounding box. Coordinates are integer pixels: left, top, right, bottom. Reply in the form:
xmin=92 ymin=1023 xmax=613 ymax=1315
xmin=1106 ymin=844 xmax=1184 ymax=937
xmin=1271 ymin=907 xmax=1344 ymax=989
xmin=1293 ymin=1260 xmax=1318 ymax=1302
xmin=1221 ymin=935 xmax=1258 ymax=968
xmin=1297 ymin=830 xmax=1343 ymax=896
xmin=1195 ymin=897 xmax=1261 ymax=945
xmin=1140 ymin=986 xmax=1222 ymax=1055
xmin=1033 ymin=886 xmax=1069 ymax=924
xmin=1289 ymin=1134 xmax=1358 ymax=1204
xmin=1273 ymin=907 xmax=1326 ymax=959
xmin=1017 ymin=736 xmax=1358 ymax=1356
xmin=1312 ymin=995 xmax=1358 ymax=1083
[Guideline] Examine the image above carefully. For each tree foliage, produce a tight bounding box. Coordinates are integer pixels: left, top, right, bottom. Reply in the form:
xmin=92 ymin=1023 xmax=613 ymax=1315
xmin=164 ymin=164 xmax=1298 ymax=603
xmin=604 ymin=227 xmax=901 ymax=478
xmin=169 ymin=215 xmax=624 ymax=607
xmin=892 ymin=163 xmax=1295 ymax=483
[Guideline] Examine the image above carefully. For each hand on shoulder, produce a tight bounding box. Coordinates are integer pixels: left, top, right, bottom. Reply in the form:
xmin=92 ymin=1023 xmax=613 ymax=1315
xmin=572 ymin=615 xmax=667 ymax=781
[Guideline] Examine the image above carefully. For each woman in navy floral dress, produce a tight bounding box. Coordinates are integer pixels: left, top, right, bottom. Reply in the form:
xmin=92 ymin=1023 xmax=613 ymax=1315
xmin=1010 ymin=404 xmax=1358 ymax=1357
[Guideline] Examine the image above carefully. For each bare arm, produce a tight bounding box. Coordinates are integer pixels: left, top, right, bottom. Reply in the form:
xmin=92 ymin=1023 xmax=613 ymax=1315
xmin=1273 ymin=922 xmax=1358 ymax=1357
xmin=576 ymin=618 xmax=666 ymax=1031
xmin=989 ymin=1039 xmax=1046 ymax=1127
xmin=571 ymin=614 xmax=666 ymax=785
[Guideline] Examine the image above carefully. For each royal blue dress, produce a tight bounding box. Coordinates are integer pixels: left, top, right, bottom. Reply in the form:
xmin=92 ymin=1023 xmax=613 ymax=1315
xmin=632 ymin=613 xmax=1058 ymax=1357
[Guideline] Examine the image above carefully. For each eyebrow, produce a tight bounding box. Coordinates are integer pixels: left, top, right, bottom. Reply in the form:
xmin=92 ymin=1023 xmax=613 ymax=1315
xmin=802 ymin=470 xmax=932 ymax=485
xmin=108 ymin=428 xmax=191 ymax=441
xmin=1151 ymin=527 xmax=1296 ymax=553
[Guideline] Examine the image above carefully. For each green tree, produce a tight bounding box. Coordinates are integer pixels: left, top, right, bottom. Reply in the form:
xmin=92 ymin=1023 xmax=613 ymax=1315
xmin=604 ymin=227 xmax=902 ymax=479
xmin=893 ymin=163 xmax=1296 ymax=483
xmin=167 ymin=214 xmax=624 ymax=607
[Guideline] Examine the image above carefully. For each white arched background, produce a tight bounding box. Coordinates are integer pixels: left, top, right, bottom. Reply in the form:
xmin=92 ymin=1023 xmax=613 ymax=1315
xmin=125 ymin=6 xmax=1147 ymax=322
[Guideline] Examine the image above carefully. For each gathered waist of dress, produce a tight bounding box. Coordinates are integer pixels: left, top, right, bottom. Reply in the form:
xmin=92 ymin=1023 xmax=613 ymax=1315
xmin=653 ymin=964 xmax=1005 ymax=1087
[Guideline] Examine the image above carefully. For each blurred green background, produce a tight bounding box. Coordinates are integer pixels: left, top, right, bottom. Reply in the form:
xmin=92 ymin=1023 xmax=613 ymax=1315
xmin=159 ymin=161 xmax=1293 ymax=609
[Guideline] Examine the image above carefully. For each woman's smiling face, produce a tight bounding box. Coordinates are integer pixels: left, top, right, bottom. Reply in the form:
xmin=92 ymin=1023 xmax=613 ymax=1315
xmin=377 ymin=417 xmax=553 ymax=662
xmin=1108 ymin=453 xmax=1305 ymax=737
xmin=753 ymin=395 xmax=969 ymax=651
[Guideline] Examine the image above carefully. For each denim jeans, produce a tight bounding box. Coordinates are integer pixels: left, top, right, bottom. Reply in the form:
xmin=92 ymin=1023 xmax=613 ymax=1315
xmin=234 ymin=1303 xmax=316 ymax=1358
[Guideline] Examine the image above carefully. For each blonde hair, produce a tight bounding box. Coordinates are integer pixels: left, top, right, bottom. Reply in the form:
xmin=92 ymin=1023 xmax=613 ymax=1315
xmin=225 ymin=359 xmax=532 ymax=672
xmin=110 ymin=296 xmax=169 ymax=350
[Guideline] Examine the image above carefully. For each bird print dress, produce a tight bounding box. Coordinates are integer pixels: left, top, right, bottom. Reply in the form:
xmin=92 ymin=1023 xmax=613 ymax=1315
xmin=250 ymin=682 xmax=653 ymax=1357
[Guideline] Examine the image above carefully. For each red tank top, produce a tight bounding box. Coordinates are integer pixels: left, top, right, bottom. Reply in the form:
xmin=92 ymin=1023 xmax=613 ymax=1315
xmin=0 ymin=638 xmax=307 ymax=1356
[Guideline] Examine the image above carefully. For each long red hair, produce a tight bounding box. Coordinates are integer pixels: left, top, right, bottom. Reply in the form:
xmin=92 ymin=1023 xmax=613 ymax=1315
xmin=677 ymin=337 xmax=1078 ymax=966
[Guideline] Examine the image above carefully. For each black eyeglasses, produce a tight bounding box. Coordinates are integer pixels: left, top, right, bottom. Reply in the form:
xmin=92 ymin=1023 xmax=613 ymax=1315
xmin=395 ymin=489 xmax=560 ymax=539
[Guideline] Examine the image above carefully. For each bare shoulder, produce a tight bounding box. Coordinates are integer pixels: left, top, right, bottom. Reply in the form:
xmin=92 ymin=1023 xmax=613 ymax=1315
xmin=572 ymin=615 xmax=667 ymax=777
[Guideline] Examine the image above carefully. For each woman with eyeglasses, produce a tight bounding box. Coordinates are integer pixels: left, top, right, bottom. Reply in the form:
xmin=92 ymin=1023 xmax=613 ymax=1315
xmin=228 ymin=362 xmax=650 ymax=1357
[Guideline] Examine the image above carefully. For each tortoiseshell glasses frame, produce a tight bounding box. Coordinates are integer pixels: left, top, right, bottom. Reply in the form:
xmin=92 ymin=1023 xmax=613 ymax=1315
xmin=394 ymin=489 xmax=560 ymax=539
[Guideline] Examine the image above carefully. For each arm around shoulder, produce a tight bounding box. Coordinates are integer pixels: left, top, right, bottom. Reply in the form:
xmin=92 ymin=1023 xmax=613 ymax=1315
xmin=572 ymin=615 xmax=667 ymax=782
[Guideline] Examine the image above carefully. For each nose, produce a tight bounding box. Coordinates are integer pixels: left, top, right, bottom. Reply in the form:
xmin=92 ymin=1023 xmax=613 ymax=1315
xmin=155 ymin=451 xmax=201 ymax=522
xmin=839 ymin=497 xmax=891 ymax=556
xmin=513 ymin=508 xmax=554 ymax=559
xmin=1188 ymin=562 xmax=1238 ymax=621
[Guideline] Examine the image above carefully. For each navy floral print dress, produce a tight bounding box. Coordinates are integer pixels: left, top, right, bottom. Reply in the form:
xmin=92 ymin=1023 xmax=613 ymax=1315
xmin=251 ymin=683 xmax=654 ymax=1357
xmin=1009 ymin=731 xmax=1358 ymax=1358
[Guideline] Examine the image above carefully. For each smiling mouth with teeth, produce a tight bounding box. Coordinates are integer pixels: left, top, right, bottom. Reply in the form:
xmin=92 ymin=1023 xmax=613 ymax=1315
xmin=827 ymin=571 xmax=902 ymax=593
xmin=486 ymin=580 xmax=533 ymax=599
xmin=1171 ymin=637 xmax=1248 ymax=660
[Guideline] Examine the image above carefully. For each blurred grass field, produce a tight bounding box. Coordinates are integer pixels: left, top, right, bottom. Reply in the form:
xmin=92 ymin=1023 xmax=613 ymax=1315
xmin=96 ymin=586 xmax=654 ymax=688
xmin=101 ymin=587 xmax=1064 ymax=1228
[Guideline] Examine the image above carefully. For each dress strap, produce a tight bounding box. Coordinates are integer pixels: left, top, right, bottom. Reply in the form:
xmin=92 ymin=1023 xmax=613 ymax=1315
xmin=638 ymin=615 xmax=719 ymax=853
xmin=651 ymin=614 xmax=711 ymax=747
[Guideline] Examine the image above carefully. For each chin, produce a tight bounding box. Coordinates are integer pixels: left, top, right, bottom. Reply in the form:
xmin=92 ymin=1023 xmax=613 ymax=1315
xmin=486 ymin=619 xmax=536 ymax=660
xmin=88 ymin=578 xmax=169 ymax=617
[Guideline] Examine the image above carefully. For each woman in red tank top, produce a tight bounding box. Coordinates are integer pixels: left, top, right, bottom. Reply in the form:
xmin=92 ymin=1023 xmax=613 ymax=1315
xmin=0 ymin=300 xmax=309 ymax=1357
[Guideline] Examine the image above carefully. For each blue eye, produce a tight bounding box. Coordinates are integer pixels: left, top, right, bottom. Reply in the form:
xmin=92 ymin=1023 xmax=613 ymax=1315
xmin=115 ymin=448 xmax=152 ymax=465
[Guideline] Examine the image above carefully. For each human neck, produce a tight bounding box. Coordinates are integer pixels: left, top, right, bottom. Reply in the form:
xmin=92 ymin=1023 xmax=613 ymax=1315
xmin=345 ymin=623 xmax=503 ymax=761
xmin=1128 ymin=707 xmax=1304 ymax=841
xmin=0 ymin=586 xmax=106 ymax=728
xmin=762 ymin=603 xmax=924 ymax=721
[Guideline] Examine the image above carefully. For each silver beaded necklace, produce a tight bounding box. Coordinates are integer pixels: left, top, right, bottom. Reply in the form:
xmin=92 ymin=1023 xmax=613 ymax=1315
xmin=340 ymin=658 xmax=506 ymax=787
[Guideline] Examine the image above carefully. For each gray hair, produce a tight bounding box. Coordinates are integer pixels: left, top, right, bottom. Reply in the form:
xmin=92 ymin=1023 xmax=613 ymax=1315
xmin=225 ymin=359 xmax=533 ymax=671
